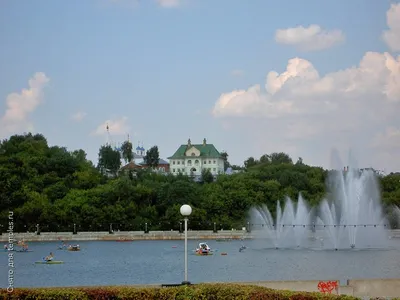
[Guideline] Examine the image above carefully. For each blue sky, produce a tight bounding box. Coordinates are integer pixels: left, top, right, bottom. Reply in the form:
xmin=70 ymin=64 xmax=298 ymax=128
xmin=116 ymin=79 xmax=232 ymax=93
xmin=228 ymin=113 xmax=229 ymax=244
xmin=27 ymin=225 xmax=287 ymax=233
xmin=1 ymin=0 xmax=399 ymax=172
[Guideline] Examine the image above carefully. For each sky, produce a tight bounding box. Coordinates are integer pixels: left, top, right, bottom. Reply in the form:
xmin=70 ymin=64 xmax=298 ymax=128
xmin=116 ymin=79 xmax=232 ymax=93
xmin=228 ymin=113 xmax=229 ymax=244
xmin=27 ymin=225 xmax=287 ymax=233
xmin=0 ymin=0 xmax=400 ymax=172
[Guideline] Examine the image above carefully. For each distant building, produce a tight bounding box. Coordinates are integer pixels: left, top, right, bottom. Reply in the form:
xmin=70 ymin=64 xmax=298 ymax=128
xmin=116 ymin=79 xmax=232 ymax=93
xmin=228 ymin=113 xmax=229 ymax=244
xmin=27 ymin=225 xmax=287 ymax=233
xmin=343 ymin=166 xmax=386 ymax=176
xmin=167 ymin=138 xmax=225 ymax=178
xmin=119 ymin=142 xmax=170 ymax=174
xmin=121 ymin=158 xmax=170 ymax=174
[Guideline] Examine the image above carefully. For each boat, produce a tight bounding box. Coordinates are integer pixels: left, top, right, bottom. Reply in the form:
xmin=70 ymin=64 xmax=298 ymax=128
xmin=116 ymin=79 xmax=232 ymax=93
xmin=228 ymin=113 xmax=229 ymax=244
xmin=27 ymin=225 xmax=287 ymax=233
xmin=35 ymin=260 xmax=64 ymax=264
xmin=239 ymin=245 xmax=247 ymax=252
xmin=67 ymin=245 xmax=80 ymax=251
xmin=3 ymin=248 xmax=33 ymax=252
xmin=116 ymin=238 xmax=133 ymax=242
xmin=195 ymin=242 xmax=213 ymax=256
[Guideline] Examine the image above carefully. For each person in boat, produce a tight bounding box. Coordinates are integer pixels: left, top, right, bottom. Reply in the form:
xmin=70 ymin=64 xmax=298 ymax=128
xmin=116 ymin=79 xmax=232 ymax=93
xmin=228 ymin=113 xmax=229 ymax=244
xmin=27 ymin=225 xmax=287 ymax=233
xmin=22 ymin=242 xmax=29 ymax=251
xmin=59 ymin=241 xmax=67 ymax=249
xmin=4 ymin=244 xmax=8 ymax=251
xmin=239 ymin=245 xmax=246 ymax=252
xmin=44 ymin=252 xmax=54 ymax=261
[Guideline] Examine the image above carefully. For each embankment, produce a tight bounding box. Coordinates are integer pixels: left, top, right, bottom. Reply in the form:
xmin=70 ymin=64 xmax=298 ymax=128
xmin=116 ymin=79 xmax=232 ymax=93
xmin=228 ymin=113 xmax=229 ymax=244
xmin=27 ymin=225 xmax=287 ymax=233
xmin=1 ymin=229 xmax=399 ymax=242
xmin=228 ymin=278 xmax=400 ymax=298
xmin=0 ymin=230 xmax=251 ymax=242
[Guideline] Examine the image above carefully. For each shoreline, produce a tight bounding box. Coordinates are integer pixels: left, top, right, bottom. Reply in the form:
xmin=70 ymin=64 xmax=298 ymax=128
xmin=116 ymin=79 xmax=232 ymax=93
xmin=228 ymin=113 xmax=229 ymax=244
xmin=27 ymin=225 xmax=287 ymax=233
xmin=2 ymin=278 xmax=400 ymax=297
xmin=1 ymin=229 xmax=399 ymax=242
xmin=0 ymin=230 xmax=252 ymax=242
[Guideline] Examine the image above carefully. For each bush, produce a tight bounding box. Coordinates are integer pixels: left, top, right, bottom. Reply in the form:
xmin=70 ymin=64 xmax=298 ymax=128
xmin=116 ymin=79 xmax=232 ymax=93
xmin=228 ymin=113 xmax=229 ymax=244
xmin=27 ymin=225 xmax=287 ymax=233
xmin=0 ymin=283 xmax=358 ymax=300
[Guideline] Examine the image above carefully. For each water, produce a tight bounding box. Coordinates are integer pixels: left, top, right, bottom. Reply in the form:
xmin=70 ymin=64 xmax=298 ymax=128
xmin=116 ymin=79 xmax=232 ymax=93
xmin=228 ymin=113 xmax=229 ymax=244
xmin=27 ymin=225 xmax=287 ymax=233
xmin=1 ymin=239 xmax=400 ymax=288
xmin=250 ymin=166 xmax=391 ymax=250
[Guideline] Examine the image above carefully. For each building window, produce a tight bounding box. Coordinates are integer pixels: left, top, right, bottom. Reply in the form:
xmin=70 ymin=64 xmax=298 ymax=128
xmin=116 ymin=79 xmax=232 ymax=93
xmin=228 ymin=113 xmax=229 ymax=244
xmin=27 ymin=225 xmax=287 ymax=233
xmin=191 ymin=153 xmax=195 ymax=156
xmin=195 ymin=160 xmax=199 ymax=165
xmin=213 ymin=168 xmax=216 ymax=171
xmin=188 ymin=160 xmax=192 ymax=166
xmin=209 ymin=160 xmax=211 ymax=164
xmin=173 ymin=169 xmax=175 ymax=172
xmin=173 ymin=161 xmax=176 ymax=165
xmin=177 ymin=161 xmax=180 ymax=165
xmin=213 ymin=160 xmax=216 ymax=164
xmin=204 ymin=160 xmax=207 ymax=164
xmin=182 ymin=161 xmax=185 ymax=165
xmin=160 ymin=167 xmax=165 ymax=172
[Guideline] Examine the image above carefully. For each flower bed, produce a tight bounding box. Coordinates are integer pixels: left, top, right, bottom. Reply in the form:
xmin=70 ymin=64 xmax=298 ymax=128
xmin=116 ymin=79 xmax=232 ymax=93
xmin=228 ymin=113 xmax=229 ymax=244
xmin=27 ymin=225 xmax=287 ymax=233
xmin=0 ymin=283 xmax=360 ymax=299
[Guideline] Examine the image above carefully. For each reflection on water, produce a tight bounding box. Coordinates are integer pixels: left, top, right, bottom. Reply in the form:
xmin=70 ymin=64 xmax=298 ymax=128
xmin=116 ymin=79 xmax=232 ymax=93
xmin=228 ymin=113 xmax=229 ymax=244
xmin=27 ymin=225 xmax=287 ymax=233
xmin=1 ymin=239 xmax=400 ymax=287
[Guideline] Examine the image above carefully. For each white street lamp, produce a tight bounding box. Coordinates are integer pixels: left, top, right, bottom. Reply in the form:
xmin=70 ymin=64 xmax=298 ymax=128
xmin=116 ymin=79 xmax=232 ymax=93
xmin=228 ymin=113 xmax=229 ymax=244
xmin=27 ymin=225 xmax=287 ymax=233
xmin=180 ymin=204 xmax=192 ymax=284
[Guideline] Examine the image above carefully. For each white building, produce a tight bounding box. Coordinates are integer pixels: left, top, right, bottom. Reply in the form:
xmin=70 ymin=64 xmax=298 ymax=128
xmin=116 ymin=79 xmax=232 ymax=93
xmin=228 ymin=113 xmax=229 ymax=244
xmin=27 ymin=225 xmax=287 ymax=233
xmin=167 ymin=138 xmax=225 ymax=177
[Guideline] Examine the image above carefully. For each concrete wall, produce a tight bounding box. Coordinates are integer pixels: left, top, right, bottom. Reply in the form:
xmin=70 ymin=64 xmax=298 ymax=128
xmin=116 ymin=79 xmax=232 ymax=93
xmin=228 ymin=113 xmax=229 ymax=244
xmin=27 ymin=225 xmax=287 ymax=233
xmin=229 ymin=279 xmax=400 ymax=297
xmin=1 ymin=229 xmax=399 ymax=242
xmin=347 ymin=278 xmax=400 ymax=298
xmin=73 ymin=279 xmax=400 ymax=297
xmin=0 ymin=230 xmax=251 ymax=242
xmin=228 ymin=280 xmax=339 ymax=294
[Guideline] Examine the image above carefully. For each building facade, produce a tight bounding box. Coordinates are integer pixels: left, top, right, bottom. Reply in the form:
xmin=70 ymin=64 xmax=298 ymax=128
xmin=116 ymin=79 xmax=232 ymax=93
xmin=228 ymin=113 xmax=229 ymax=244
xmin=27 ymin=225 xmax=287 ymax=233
xmin=167 ymin=138 xmax=224 ymax=176
xmin=120 ymin=143 xmax=170 ymax=174
xmin=120 ymin=159 xmax=170 ymax=173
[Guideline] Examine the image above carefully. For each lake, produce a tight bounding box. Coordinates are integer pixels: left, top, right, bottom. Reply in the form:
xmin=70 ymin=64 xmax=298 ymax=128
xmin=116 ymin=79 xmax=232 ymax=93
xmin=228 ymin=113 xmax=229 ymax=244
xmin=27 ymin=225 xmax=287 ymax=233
xmin=1 ymin=238 xmax=400 ymax=288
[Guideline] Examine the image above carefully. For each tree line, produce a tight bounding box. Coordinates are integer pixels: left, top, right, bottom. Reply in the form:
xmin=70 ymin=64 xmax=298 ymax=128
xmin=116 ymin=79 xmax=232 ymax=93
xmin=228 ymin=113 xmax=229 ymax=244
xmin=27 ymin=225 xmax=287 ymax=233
xmin=0 ymin=133 xmax=399 ymax=233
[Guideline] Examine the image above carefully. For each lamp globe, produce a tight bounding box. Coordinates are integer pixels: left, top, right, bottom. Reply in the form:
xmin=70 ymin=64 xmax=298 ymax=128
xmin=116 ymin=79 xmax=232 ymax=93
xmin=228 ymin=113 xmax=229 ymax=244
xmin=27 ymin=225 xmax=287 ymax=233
xmin=180 ymin=204 xmax=192 ymax=216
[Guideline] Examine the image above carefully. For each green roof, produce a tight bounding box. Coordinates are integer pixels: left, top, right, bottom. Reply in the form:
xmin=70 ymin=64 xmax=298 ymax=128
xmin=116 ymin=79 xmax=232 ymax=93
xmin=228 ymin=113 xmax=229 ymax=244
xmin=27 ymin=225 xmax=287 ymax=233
xmin=168 ymin=143 xmax=222 ymax=159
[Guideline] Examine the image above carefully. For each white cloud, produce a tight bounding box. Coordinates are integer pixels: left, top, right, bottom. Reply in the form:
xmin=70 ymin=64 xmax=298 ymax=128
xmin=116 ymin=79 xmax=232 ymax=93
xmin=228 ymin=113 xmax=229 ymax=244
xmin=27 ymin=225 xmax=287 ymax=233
xmin=213 ymin=51 xmax=400 ymax=119
xmin=157 ymin=0 xmax=181 ymax=7
xmin=92 ymin=117 xmax=130 ymax=136
xmin=382 ymin=3 xmax=400 ymax=52
xmin=275 ymin=25 xmax=345 ymax=51
xmin=71 ymin=111 xmax=87 ymax=122
xmin=0 ymin=72 xmax=49 ymax=138
xmin=212 ymin=5 xmax=400 ymax=171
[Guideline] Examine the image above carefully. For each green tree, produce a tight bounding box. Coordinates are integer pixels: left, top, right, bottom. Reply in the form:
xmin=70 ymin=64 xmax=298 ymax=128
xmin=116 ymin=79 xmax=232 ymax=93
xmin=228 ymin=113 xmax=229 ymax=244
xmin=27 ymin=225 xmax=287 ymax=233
xmin=1 ymin=132 xmax=400 ymax=233
xmin=269 ymin=152 xmax=293 ymax=164
xmin=201 ymin=168 xmax=214 ymax=184
xmin=144 ymin=146 xmax=160 ymax=168
xmin=97 ymin=145 xmax=121 ymax=176
xmin=244 ymin=157 xmax=258 ymax=168
xmin=120 ymin=140 xmax=133 ymax=163
xmin=220 ymin=151 xmax=230 ymax=171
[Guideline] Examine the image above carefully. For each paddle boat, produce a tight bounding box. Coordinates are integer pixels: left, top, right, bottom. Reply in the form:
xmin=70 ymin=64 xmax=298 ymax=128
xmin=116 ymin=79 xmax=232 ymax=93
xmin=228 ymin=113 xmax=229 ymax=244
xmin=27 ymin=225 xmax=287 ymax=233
xmin=15 ymin=249 xmax=33 ymax=252
xmin=57 ymin=241 xmax=68 ymax=250
xmin=35 ymin=260 xmax=64 ymax=264
xmin=195 ymin=242 xmax=213 ymax=256
xmin=4 ymin=242 xmax=32 ymax=252
xmin=116 ymin=237 xmax=133 ymax=242
xmin=67 ymin=244 xmax=80 ymax=251
xmin=35 ymin=252 xmax=63 ymax=264
xmin=239 ymin=245 xmax=247 ymax=252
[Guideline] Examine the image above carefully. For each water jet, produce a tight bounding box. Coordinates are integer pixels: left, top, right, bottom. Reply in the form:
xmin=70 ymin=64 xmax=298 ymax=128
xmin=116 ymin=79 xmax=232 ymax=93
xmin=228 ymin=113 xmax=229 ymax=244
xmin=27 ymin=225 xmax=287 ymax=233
xmin=249 ymin=152 xmax=390 ymax=250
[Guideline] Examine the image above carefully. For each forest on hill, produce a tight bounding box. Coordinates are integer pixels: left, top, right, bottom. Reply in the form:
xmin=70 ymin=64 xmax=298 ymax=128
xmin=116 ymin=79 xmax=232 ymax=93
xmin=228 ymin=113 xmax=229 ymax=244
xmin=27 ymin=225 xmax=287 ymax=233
xmin=0 ymin=133 xmax=399 ymax=233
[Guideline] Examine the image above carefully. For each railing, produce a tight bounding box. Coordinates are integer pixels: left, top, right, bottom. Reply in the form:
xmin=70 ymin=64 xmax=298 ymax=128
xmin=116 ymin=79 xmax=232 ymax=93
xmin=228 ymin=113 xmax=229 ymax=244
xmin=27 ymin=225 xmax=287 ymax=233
xmin=0 ymin=221 xmax=397 ymax=236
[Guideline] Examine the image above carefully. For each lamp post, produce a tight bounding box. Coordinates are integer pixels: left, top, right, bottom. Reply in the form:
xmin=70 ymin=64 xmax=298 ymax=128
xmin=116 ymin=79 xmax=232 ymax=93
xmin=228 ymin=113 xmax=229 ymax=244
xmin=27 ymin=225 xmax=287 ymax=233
xmin=180 ymin=204 xmax=192 ymax=285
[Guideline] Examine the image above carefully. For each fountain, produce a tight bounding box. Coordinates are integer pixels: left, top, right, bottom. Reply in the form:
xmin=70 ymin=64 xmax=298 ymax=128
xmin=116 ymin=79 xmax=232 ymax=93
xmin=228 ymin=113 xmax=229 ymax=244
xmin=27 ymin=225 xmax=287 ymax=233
xmin=250 ymin=194 xmax=313 ymax=249
xmin=316 ymin=167 xmax=388 ymax=250
xmin=249 ymin=153 xmax=391 ymax=250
